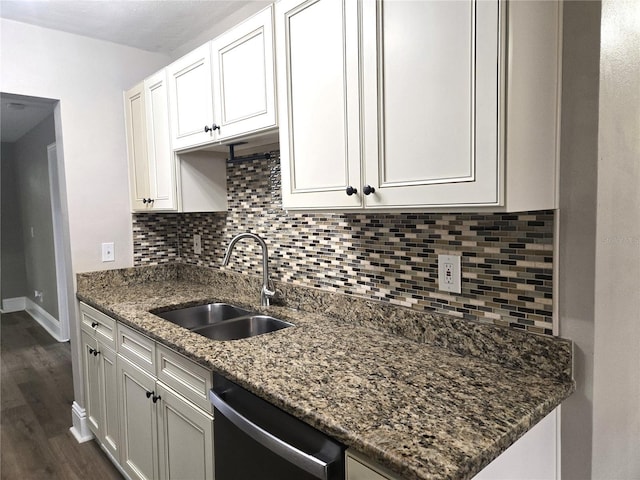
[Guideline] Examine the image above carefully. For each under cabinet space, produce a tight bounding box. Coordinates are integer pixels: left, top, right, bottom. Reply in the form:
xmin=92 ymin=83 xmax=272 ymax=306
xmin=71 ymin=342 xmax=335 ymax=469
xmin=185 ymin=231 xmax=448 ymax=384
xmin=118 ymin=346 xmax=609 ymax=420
xmin=175 ymin=151 xmax=228 ymax=213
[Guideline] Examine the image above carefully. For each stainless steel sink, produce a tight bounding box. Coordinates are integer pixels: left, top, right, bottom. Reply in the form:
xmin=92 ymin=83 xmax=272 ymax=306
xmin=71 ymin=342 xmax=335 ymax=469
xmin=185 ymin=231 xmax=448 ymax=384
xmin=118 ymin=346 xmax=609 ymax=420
xmin=154 ymin=303 xmax=252 ymax=330
xmin=153 ymin=303 xmax=293 ymax=340
xmin=191 ymin=315 xmax=294 ymax=341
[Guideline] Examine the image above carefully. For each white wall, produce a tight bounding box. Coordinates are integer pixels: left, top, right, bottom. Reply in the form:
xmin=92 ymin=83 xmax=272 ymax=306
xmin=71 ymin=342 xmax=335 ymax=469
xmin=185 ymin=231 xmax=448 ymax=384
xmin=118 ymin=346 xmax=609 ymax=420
xmin=1 ymin=142 xmax=27 ymax=299
xmin=560 ymin=1 xmax=640 ymax=478
xmin=558 ymin=2 xmax=601 ymax=478
xmin=0 ymin=18 xmax=169 ymax=410
xmin=0 ymin=18 xmax=169 ymax=274
xmin=592 ymin=0 xmax=640 ymax=477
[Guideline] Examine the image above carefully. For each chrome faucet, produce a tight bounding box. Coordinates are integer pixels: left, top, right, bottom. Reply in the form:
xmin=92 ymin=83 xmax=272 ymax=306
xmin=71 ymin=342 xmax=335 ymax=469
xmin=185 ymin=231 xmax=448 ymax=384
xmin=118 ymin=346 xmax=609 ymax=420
xmin=222 ymin=233 xmax=275 ymax=306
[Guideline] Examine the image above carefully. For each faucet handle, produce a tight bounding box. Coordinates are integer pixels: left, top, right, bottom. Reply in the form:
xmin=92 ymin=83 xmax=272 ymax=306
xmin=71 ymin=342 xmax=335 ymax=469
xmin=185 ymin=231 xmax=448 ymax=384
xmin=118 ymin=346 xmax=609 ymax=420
xmin=261 ymin=283 xmax=277 ymax=306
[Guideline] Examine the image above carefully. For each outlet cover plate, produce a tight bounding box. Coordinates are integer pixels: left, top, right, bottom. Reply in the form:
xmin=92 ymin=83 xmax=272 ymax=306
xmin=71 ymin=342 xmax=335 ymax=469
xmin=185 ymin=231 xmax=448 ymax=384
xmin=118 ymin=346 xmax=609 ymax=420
xmin=102 ymin=242 xmax=115 ymax=262
xmin=438 ymin=254 xmax=461 ymax=294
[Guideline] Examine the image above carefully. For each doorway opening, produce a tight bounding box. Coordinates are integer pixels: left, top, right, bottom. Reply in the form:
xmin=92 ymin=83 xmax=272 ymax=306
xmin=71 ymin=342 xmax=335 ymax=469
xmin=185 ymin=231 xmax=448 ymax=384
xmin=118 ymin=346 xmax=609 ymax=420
xmin=1 ymin=92 xmax=72 ymax=342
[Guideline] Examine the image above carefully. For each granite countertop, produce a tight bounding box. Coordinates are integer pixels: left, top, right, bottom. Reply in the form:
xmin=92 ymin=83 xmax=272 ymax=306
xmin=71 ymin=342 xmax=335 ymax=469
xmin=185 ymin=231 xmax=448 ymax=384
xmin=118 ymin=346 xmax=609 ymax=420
xmin=76 ymin=264 xmax=574 ymax=480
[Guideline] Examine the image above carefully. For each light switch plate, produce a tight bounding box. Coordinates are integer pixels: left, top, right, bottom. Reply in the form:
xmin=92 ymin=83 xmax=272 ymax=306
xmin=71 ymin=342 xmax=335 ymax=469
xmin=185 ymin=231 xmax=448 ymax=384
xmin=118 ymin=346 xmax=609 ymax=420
xmin=438 ymin=254 xmax=461 ymax=293
xmin=102 ymin=242 xmax=115 ymax=262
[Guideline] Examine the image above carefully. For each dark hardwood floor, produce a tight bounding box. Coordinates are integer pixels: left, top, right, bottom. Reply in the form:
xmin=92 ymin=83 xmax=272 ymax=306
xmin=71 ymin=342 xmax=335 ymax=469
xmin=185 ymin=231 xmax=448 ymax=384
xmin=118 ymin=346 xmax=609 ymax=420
xmin=1 ymin=311 xmax=122 ymax=479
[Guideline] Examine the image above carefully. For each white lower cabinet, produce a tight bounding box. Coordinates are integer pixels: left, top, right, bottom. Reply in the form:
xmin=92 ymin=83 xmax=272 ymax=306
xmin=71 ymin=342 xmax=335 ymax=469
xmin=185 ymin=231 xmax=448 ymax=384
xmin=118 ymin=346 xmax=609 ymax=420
xmin=119 ymin=357 xmax=158 ymax=480
xmin=156 ymin=382 xmax=214 ymax=480
xmin=80 ymin=303 xmax=557 ymax=480
xmin=346 ymin=449 xmax=401 ymax=480
xmin=79 ymin=303 xmax=214 ymax=480
xmin=471 ymin=409 xmax=558 ymax=480
xmin=80 ymin=306 xmax=120 ymax=462
xmin=117 ymin=351 xmax=214 ymax=480
xmin=346 ymin=410 xmax=559 ymax=480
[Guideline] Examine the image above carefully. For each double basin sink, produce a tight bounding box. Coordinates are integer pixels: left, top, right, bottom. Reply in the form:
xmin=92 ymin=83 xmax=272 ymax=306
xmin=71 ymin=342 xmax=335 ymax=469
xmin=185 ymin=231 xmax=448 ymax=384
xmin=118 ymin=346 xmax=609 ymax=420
xmin=153 ymin=303 xmax=293 ymax=341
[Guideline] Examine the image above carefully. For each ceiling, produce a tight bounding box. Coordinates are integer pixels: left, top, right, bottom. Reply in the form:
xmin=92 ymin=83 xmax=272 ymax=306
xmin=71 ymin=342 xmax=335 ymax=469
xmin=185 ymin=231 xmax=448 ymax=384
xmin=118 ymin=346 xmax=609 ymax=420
xmin=0 ymin=0 xmax=264 ymax=54
xmin=1 ymin=93 xmax=58 ymax=143
xmin=0 ymin=1 xmax=269 ymax=142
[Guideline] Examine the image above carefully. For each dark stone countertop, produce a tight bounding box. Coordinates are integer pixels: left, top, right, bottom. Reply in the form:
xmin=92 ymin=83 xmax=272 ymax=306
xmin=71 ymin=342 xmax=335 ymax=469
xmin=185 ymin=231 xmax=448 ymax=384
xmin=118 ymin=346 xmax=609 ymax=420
xmin=77 ymin=264 xmax=574 ymax=480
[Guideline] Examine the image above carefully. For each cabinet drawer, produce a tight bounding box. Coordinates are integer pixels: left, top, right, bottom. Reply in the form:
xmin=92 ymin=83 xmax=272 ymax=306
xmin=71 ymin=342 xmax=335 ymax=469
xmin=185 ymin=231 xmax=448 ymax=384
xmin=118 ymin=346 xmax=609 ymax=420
xmin=117 ymin=323 xmax=156 ymax=375
xmin=156 ymin=344 xmax=213 ymax=413
xmin=80 ymin=303 xmax=116 ymax=349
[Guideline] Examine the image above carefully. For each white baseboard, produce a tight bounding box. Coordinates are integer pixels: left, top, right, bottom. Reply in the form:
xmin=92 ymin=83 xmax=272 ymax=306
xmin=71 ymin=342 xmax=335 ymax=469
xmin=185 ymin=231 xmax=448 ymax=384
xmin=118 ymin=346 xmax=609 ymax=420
xmin=24 ymin=297 xmax=69 ymax=342
xmin=1 ymin=297 xmax=26 ymax=313
xmin=69 ymin=401 xmax=94 ymax=443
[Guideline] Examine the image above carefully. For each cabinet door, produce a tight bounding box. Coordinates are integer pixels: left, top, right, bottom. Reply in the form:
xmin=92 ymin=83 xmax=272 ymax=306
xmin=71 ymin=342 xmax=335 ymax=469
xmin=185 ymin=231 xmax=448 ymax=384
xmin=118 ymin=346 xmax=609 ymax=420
xmin=98 ymin=345 xmax=120 ymax=460
xmin=118 ymin=357 xmax=159 ymax=480
xmin=276 ymin=0 xmax=362 ymax=209
xmin=167 ymin=44 xmax=216 ymax=151
xmin=144 ymin=70 xmax=177 ymax=211
xmin=212 ymin=5 xmax=277 ymax=141
xmin=156 ymin=383 xmax=214 ymax=480
xmin=81 ymin=331 xmax=101 ymax=438
xmin=125 ymin=82 xmax=151 ymax=211
xmin=361 ymin=0 xmax=500 ymax=208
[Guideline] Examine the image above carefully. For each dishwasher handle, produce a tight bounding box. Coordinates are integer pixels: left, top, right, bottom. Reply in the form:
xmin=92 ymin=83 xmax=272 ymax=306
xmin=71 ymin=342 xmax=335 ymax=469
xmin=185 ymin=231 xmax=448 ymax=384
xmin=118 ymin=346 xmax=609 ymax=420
xmin=209 ymin=389 xmax=334 ymax=479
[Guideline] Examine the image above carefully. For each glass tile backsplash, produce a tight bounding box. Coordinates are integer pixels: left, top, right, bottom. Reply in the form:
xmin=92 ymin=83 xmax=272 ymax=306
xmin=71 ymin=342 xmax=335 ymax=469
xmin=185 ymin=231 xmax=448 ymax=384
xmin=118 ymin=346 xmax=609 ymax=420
xmin=133 ymin=155 xmax=554 ymax=335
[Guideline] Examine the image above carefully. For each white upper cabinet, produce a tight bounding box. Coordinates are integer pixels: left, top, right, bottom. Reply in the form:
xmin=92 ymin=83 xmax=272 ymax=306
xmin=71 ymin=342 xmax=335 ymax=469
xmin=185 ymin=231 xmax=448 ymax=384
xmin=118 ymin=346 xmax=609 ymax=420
xmin=361 ymin=0 xmax=499 ymax=208
xmin=125 ymin=82 xmax=151 ymax=210
xmin=212 ymin=5 xmax=277 ymax=141
xmin=166 ymin=6 xmax=277 ymax=151
xmin=125 ymin=73 xmax=177 ymax=212
xmin=167 ymin=44 xmax=216 ymax=151
xmin=276 ymin=0 xmax=362 ymax=209
xmin=276 ymin=0 xmax=561 ymax=212
xmin=144 ymin=70 xmax=177 ymax=210
xmin=125 ymin=72 xmax=227 ymax=214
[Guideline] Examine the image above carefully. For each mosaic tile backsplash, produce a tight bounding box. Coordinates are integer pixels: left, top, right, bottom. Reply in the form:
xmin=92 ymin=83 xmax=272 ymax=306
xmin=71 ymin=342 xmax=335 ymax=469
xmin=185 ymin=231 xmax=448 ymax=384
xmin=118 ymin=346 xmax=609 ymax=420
xmin=133 ymin=155 xmax=555 ymax=335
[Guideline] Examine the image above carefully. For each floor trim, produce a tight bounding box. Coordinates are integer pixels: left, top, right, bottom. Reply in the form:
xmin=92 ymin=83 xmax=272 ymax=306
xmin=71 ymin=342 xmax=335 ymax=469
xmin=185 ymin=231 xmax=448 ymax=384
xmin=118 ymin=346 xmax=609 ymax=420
xmin=1 ymin=297 xmax=26 ymax=313
xmin=70 ymin=401 xmax=94 ymax=444
xmin=24 ymin=297 xmax=68 ymax=342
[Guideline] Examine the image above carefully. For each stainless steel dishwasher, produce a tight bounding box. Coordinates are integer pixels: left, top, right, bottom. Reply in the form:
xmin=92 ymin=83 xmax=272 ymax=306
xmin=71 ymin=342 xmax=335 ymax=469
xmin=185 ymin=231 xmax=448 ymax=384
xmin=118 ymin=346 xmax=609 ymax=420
xmin=209 ymin=374 xmax=345 ymax=480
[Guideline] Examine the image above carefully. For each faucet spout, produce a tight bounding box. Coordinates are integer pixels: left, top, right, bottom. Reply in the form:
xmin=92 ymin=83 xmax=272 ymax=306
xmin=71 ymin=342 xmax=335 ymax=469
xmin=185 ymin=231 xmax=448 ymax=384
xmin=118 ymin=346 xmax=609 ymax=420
xmin=222 ymin=233 xmax=275 ymax=306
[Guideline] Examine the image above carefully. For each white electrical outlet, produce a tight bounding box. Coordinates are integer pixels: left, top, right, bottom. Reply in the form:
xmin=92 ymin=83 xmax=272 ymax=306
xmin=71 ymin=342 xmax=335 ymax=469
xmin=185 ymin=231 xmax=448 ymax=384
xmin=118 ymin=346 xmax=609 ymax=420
xmin=102 ymin=242 xmax=115 ymax=262
xmin=438 ymin=254 xmax=461 ymax=293
xmin=193 ymin=234 xmax=202 ymax=255
xmin=34 ymin=290 xmax=43 ymax=302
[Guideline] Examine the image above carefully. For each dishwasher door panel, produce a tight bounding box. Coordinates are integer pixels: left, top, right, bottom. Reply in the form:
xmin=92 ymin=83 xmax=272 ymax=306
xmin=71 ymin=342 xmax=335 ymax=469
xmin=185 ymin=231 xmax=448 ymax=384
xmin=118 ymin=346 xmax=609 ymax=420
xmin=211 ymin=374 xmax=345 ymax=480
